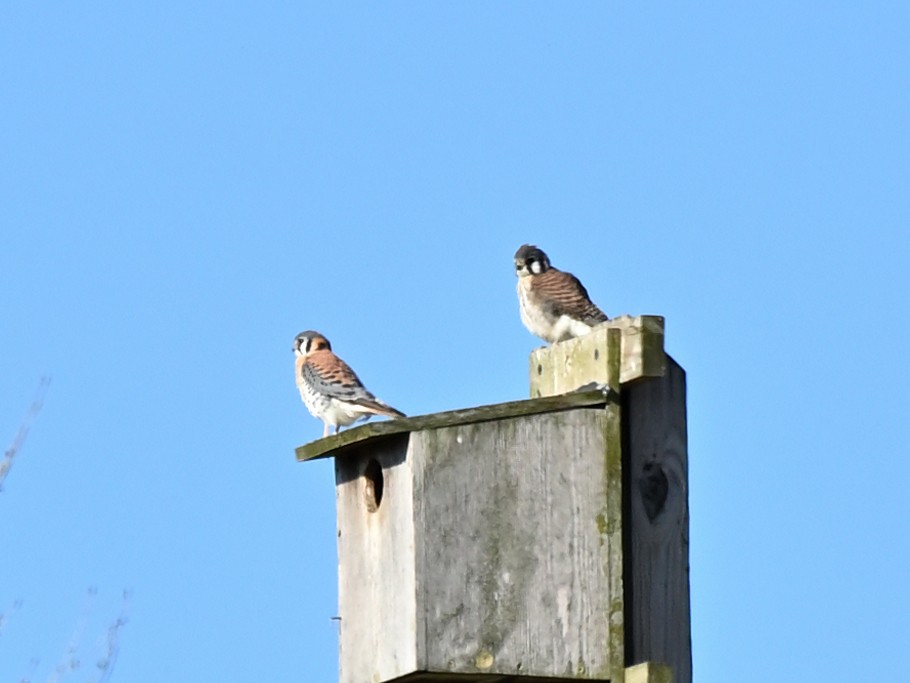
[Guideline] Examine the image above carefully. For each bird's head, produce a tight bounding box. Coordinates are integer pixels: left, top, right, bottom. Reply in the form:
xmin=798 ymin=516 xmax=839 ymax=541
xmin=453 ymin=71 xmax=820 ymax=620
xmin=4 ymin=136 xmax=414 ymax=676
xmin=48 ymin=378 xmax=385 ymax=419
xmin=514 ymin=244 xmax=551 ymax=278
xmin=293 ymin=330 xmax=332 ymax=357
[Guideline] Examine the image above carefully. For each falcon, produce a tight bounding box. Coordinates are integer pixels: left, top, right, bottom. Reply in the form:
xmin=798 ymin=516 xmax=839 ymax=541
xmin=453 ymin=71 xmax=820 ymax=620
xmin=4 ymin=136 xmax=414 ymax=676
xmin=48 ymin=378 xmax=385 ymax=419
xmin=293 ymin=331 xmax=406 ymax=437
xmin=514 ymin=244 xmax=609 ymax=344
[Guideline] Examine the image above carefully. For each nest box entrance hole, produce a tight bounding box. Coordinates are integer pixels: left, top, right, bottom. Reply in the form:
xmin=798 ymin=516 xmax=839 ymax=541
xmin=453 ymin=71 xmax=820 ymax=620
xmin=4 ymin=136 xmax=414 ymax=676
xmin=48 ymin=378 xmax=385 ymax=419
xmin=363 ymin=458 xmax=384 ymax=512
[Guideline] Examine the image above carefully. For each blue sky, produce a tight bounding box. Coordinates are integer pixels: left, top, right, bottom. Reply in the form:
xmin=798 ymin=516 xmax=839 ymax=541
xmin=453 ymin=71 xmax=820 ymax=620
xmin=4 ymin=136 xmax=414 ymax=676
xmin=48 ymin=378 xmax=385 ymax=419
xmin=2 ymin=2 xmax=908 ymax=681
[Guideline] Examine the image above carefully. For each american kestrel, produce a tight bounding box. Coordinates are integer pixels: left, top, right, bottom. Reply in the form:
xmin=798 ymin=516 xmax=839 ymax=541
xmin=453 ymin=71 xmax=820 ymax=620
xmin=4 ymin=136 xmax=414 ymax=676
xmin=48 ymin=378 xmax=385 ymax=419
xmin=293 ymin=331 xmax=406 ymax=438
xmin=514 ymin=244 xmax=609 ymax=344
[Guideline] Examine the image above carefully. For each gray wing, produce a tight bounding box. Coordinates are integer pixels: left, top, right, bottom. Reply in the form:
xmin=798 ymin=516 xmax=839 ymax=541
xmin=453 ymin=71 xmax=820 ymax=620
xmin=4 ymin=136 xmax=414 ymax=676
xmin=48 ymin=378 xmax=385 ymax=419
xmin=303 ymin=355 xmax=375 ymax=401
xmin=303 ymin=355 xmax=406 ymax=418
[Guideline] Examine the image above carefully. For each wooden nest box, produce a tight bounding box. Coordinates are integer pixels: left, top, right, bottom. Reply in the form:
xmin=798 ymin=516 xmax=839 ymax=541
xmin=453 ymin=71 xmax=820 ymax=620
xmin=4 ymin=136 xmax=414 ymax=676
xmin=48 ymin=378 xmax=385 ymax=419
xmin=297 ymin=316 xmax=690 ymax=683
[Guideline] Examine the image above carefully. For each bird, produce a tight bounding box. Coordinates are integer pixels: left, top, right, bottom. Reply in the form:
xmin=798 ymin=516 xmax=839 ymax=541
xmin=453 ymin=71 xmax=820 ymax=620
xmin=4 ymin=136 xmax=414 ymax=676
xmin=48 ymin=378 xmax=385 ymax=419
xmin=293 ymin=331 xmax=406 ymax=438
xmin=514 ymin=244 xmax=608 ymax=344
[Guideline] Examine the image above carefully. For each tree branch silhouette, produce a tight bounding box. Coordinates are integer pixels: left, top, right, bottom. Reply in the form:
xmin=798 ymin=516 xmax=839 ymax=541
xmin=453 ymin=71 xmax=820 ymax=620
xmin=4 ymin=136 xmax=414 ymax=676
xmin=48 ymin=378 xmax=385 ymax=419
xmin=1 ymin=376 xmax=51 ymax=491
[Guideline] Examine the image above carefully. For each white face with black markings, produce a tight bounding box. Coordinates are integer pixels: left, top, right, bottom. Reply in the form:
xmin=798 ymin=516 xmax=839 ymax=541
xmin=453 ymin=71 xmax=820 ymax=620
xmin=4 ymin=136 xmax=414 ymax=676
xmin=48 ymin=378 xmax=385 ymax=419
xmin=514 ymin=244 xmax=551 ymax=278
xmin=293 ymin=331 xmax=331 ymax=356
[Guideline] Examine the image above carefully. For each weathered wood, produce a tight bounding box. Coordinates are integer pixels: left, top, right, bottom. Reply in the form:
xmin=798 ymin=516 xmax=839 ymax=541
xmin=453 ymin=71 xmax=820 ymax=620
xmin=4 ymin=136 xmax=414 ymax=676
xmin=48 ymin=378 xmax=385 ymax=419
xmin=388 ymin=675 xmax=620 ymax=683
xmin=302 ymin=314 xmax=692 ymax=683
xmin=623 ymin=357 xmax=690 ymax=683
xmin=335 ymin=435 xmax=417 ymax=683
xmin=529 ymin=316 xmax=664 ymax=398
xmin=529 ymin=326 xmax=621 ymax=399
xmin=601 ymin=335 xmax=625 ymax=682
xmin=607 ymin=315 xmax=665 ymax=385
xmin=387 ymin=668 xmax=669 ymax=683
xmin=388 ymin=676 xmax=605 ymax=682
xmin=297 ymin=390 xmax=613 ymax=462
xmin=417 ymin=409 xmax=622 ymax=680
xmin=333 ymin=405 xmax=624 ymax=683
xmin=624 ymin=662 xmax=672 ymax=683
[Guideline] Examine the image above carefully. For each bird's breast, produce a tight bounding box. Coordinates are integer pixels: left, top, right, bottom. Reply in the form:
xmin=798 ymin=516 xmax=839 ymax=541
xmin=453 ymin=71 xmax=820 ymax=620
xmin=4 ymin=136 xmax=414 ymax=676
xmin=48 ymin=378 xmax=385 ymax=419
xmin=518 ymin=278 xmax=556 ymax=341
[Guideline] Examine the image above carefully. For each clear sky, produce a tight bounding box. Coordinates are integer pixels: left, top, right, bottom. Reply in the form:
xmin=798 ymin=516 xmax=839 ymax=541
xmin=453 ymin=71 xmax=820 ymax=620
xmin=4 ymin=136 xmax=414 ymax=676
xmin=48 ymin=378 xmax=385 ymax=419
xmin=2 ymin=2 xmax=908 ymax=682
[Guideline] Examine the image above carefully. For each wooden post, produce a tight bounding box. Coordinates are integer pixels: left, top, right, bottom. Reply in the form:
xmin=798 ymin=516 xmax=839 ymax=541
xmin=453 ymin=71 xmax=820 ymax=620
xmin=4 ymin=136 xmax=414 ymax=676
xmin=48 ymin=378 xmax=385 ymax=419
xmin=530 ymin=316 xmax=665 ymax=398
xmin=624 ymin=662 xmax=672 ymax=683
xmin=296 ymin=315 xmax=691 ymax=683
xmin=527 ymin=319 xmax=691 ymax=683
xmin=622 ymin=359 xmax=690 ymax=683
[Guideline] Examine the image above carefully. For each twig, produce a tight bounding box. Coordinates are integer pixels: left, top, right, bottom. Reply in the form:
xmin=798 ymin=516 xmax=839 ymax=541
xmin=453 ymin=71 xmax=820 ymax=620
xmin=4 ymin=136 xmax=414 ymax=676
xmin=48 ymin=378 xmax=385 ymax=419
xmin=45 ymin=587 xmax=96 ymax=683
xmin=1 ymin=376 xmax=51 ymax=491
xmin=0 ymin=598 xmax=24 ymax=638
xmin=19 ymin=657 xmax=40 ymax=683
xmin=92 ymin=590 xmax=130 ymax=683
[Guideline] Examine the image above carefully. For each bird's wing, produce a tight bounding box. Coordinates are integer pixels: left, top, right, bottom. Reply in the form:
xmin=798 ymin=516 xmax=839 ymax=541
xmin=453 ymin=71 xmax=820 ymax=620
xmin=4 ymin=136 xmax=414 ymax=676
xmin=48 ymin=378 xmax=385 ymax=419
xmin=535 ymin=269 xmax=608 ymax=324
xmin=303 ymin=352 xmax=406 ymax=418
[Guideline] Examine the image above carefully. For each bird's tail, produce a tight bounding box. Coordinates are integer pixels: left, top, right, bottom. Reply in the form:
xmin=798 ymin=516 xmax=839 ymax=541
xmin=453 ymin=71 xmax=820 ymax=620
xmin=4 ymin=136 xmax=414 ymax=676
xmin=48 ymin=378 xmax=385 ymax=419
xmin=354 ymin=397 xmax=406 ymax=420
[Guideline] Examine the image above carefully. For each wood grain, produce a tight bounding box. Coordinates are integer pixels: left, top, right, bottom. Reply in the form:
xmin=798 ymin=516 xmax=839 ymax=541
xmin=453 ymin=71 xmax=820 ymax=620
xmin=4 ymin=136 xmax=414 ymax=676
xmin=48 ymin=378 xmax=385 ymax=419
xmin=308 ymin=318 xmax=690 ymax=683
xmin=332 ymin=406 xmax=624 ymax=683
xmin=529 ymin=316 xmax=665 ymax=399
xmin=623 ymin=358 xmax=690 ymax=683
xmin=624 ymin=662 xmax=672 ymax=683
xmin=297 ymin=390 xmax=613 ymax=463
xmin=413 ymin=408 xmax=621 ymax=680
xmin=335 ymin=435 xmax=417 ymax=683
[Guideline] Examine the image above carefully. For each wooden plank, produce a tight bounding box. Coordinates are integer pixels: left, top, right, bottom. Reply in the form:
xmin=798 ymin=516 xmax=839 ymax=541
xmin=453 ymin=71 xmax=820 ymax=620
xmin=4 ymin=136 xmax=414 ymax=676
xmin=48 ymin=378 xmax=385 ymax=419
xmin=529 ymin=316 xmax=664 ymax=398
xmin=529 ymin=326 xmax=621 ymax=399
xmin=332 ymin=408 xmax=623 ymax=682
xmin=392 ymin=675 xmax=608 ymax=682
xmin=392 ymin=675 xmax=609 ymax=682
xmin=411 ymin=407 xmax=623 ymax=681
xmin=602 ymin=337 xmax=625 ymax=683
xmin=296 ymin=390 xmax=612 ymax=463
xmin=335 ymin=435 xmax=418 ymax=683
xmin=624 ymin=662 xmax=672 ymax=683
xmin=622 ymin=357 xmax=691 ymax=683
xmin=608 ymin=315 xmax=665 ymax=385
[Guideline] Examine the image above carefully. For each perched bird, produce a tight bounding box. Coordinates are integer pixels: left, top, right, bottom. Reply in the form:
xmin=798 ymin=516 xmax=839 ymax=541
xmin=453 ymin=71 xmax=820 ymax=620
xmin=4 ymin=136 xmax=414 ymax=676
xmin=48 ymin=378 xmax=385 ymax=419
xmin=514 ymin=244 xmax=608 ymax=344
xmin=293 ymin=331 xmax=406 ymax=438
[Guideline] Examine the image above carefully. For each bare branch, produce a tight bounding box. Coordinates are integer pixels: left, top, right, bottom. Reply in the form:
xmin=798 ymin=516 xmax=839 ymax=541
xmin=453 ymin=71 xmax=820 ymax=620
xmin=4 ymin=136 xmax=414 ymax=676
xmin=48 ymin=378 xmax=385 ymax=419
xmin=19 ymin=657 xmax=40 ymax=683
xmin=0 ymin=598 xmax=24 ymax=638
xmin=45 ymin=588 xmax=96 ymax=683
xmin=90 ymin=590 xmax=130 ymax=683
xmin=1 ymin=376 xmax=51 ymax=491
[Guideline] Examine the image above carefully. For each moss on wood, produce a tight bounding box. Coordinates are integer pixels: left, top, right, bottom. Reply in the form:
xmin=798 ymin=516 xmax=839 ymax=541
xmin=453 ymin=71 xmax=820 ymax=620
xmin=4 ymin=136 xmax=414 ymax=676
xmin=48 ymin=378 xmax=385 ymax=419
xmin=296 ymin=389 xmax=613 ymax=463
